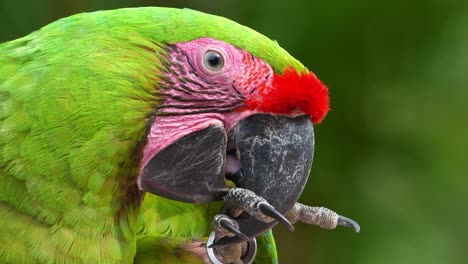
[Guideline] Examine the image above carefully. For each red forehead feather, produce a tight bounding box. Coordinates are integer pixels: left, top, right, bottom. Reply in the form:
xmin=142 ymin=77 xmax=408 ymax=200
xmin=245 ymin=67 xmax=330 ymax=124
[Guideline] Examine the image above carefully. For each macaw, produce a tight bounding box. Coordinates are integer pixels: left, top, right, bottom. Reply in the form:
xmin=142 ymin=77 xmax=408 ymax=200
xmin=0 ymin=7 xmax=359 ymax=264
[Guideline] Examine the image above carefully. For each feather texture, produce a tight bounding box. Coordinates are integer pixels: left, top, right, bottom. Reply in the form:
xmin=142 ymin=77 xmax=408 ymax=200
xmin=0 ymin=7 xmax=303 ymax=263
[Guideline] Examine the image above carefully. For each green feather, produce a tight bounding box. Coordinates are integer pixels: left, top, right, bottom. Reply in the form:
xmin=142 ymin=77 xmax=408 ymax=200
xmin=255 ymin=230 xmax=279 ymax=264
xmin=0 ymin=7 xmax=300 ymax=263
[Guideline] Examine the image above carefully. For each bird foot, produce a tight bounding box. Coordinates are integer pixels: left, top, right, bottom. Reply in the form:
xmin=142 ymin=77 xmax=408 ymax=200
xmin=207 ymin=215 xmax=256 ymax=264
xmin=206 ymin=186 xmax=293 ymax=264
xmin=221 ymin=188 xmax=359 ymax=234
xmin=223 ymin=188 xmax=295 ymax=231
xmin=206 ymin=188 xmax=360 ymax=263
xmin=285 ymin=203 xmax=360 ymax=232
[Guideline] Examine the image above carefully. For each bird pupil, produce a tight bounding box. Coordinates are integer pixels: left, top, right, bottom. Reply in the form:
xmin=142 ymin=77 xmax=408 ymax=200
xmin=203 ymin=51 xmax=224 ymax=71
xmin=208 ymin=53 xmax=221 ymax=67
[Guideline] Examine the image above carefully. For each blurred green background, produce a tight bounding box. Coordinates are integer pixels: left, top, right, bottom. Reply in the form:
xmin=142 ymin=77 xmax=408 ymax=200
xmin=1 ymin=0 xmax=466 ymax=263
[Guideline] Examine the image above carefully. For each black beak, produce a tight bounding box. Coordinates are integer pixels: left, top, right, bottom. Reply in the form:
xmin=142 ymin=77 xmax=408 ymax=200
xmin=215 ymin=114 xmax=314 ymax=246
xmin=139 ymin=114 xmax=314 ymax=244
xmin=139 ymin=125 xmax=230 ymax=203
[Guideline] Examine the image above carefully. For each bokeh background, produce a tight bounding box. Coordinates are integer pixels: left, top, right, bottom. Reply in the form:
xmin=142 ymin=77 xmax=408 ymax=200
xmin=1 ymin=0 xmax=466 ymax=263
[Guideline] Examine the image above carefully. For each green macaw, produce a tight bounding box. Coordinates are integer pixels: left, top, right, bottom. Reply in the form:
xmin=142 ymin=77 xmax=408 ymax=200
xmin=0 ymin=7 xmax=359 ymax=264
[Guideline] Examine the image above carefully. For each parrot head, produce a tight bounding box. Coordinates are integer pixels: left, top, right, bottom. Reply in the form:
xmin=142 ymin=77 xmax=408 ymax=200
xmin=134 ymin=14 xmax=329 ymax=246
xmin=20 ymin=6 xmax=329 ymax=247
xmin=0 ymin=7 xmax=349 ymax=263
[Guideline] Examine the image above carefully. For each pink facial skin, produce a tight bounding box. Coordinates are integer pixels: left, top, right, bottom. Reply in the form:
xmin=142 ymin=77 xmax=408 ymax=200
xmin=138 ymin=38 xmax=273 ymax=177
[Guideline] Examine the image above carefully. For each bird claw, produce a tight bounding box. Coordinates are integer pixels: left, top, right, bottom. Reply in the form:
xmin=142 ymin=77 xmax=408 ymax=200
xmin=285 ymin=203 xmax=360 ymax=233
xmin=207 ymin=231 xmax=257 ymax=264
xmin=223 ymin=188 xmax=294 ymax=230
xmin=212 ymin=214 xmax=249 ymax=242
xmin=257 ymin=201 xmax=295 ymax=231
xmin=207 ymin=187 xmax=293 ymax=263
xmin=208 ymin=215 xmax=257 ymax=264
xmin=337 ymin=215 xmax=361 ymax=233
xmin=207 ymin=188 xmax=360 ymax=263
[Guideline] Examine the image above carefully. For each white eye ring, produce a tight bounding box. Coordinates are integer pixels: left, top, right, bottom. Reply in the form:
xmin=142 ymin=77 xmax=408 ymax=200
xmin=203 ymin=50 xmax=224 ymax=72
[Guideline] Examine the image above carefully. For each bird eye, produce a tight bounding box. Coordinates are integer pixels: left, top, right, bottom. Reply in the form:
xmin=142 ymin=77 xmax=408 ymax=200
xmin=203 ymin=50 xmax=224 ymax=72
